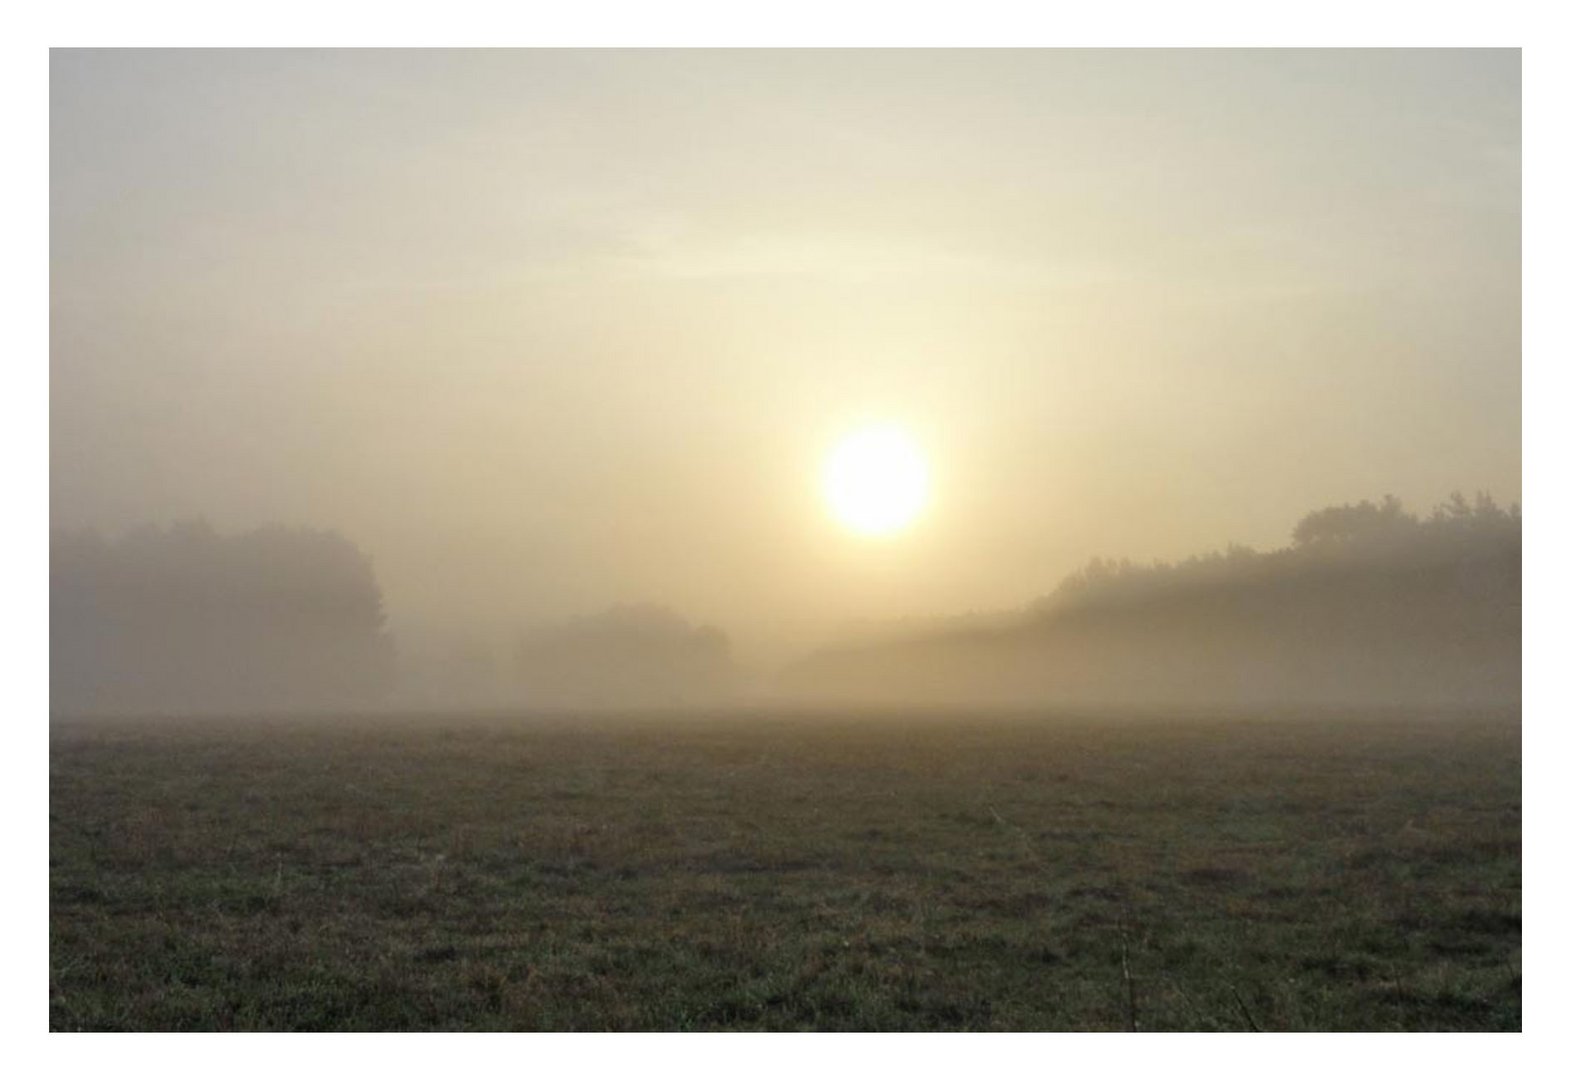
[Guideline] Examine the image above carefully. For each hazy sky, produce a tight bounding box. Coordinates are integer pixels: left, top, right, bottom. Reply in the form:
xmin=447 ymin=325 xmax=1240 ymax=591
xmin=50 ymin=49 xmax=1520 ymax=662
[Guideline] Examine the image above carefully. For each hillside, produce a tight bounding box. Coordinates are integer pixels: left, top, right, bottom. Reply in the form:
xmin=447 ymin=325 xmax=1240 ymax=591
xmin=782 ymin=495 xmax=1521 ymax=710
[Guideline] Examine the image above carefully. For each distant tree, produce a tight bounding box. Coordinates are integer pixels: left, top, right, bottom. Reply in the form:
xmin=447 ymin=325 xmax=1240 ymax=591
xmin=50 ymin=521 xmax=395 ymax=715
xmin=1427 ymin=491 xmax=1516 ymax=530
xmin=1292 ymin=495 xmax=1417 ymax=548
xmin=515 ymin=603 xmax=736 ymax=707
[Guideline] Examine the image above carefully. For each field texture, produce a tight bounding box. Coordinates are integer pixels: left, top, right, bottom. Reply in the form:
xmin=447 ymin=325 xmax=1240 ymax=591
xmin=49 ymin=710 xmax=1521 ymax=1031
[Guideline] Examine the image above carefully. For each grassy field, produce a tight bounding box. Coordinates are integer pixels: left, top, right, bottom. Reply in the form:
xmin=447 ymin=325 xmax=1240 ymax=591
xmin=49 ymin=708 xmax=1521 ymax=1031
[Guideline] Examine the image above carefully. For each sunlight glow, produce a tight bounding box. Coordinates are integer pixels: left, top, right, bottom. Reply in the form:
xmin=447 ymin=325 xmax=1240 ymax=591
xmin=822 ymin=424 xmax=930 ymax=538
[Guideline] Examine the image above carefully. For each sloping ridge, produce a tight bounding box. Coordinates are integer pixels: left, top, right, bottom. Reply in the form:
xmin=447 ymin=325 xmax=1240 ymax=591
xmin=783 ymin=500 xmax=1521 ymax=710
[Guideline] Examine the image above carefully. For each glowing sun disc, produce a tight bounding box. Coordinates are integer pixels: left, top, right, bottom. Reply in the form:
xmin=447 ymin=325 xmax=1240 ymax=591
xmin=822 ymin=424 xmax=930 ymax=537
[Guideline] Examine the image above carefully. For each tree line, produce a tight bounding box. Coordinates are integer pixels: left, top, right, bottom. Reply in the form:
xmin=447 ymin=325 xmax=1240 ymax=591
xmin=784 ymin=493 xmax=1522 ymax=710
xmin=50 ymin=522 xmax=736 ymax=714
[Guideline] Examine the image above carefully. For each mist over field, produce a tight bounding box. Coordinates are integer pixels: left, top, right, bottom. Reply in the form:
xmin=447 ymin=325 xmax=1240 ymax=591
xmin=50 ymin=491 xmax=1520 ymax=714
xmin=48 ymin=48 xmax=1521 ymax=1033
xmin=785 ymin=494 xmax=1521 ymax=710
xmin=51 ymin=49 xmax=1519 ymax=693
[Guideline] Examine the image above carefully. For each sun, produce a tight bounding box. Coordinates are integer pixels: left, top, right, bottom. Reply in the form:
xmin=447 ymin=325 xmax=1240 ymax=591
xmin=822 ymin=424 xmax=930 ymax=537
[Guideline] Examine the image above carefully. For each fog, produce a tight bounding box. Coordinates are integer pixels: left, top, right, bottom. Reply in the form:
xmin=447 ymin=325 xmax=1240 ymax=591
xmin=49 ymin=50 xmax=1520 ymax=714
xmin=783 ymin=494 xmax=1521 ymax=710
xmin=51 ymin=522 xmax=394 ymax=715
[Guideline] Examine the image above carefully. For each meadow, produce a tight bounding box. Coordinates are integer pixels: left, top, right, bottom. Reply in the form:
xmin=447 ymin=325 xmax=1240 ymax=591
xmin=49 ymin=709 xmax=1521 ymax=1031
